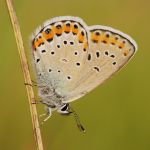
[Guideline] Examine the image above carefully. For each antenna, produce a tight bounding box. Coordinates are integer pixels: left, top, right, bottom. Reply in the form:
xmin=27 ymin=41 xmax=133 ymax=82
xmin=69 ymin=106 xmax=86 ymax=133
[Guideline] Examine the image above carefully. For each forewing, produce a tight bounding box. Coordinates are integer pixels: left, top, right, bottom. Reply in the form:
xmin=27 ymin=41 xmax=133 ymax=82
xmin=31 ymin=16 xmax=89 ymax=98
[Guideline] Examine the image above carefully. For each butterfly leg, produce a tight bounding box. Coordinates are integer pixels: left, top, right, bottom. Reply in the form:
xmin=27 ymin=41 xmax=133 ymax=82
xmin=31 ymin=100 xmax=41 ymax=104
xmin=24 ymin=80 xmax=37 ymax=87
xmin=41 ymin=107 xmax=52 ymax=124
xmin=39 ymin=113 xmax=47 ymax=117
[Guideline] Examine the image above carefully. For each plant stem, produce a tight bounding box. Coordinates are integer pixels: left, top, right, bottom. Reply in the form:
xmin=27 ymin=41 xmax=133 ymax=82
xmin=6 ymin=0 xmax=44 ymax=150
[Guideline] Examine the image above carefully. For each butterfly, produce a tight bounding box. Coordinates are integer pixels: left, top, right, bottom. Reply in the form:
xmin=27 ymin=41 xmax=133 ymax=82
xmin=31 ymin=16 xmax=137 ymax=131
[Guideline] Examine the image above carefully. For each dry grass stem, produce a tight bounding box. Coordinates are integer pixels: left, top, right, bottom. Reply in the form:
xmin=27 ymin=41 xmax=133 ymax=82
xmin=6 ymin=0 xmax=44 ymax=150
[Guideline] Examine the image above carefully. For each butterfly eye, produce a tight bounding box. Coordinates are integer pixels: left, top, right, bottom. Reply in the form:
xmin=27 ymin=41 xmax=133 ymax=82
xmin=45 ymin=28 xmax=51 ymax=34
xmin=57 ymin=103 xmax=71 ymax=115
xmin=61 ymin=104 xmax=68 ymax=111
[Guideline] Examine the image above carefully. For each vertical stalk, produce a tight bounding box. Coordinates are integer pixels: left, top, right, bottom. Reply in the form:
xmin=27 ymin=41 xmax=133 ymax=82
xmin=6 ymin=0 xmax=44 ymax=150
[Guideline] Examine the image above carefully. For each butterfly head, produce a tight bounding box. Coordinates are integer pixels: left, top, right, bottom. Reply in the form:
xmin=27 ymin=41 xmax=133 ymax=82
xmin=57 ymin=103 xmax=72 ymax=115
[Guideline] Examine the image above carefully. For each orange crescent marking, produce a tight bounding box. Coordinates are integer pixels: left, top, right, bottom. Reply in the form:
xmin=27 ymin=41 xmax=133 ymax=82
xmin=55 ymin=26 xmax=63 ymax=35
xmin=42 ymin=28 xmax=54 ymax=40
xmin=78 ymin=32 xmax=85 ymax=43
xmin=91 ymin=32 xmax=99 ymax=42
xmin=63 ymin=24 xmax=71 ymax=33
xmin=123 ymin=49 xmax=129 ymax=56
xmin=118 ymin=42 xmax=125 ymax=49
xmin=72 ymin=27 xmax=79 ymax=34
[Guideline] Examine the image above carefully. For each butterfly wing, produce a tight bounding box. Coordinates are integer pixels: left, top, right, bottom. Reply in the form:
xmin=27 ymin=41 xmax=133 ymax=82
xmin=31 ymin=16 xmax=89 ymax=98
xmin=31 ymin=16 xmax=137 ymax=103
xmin=65 ymin=25 xmax=137 ymax=102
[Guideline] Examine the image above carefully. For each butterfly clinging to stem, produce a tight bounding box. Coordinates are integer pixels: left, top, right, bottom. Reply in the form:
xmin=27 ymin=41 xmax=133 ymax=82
xmin=30 ymin=16 xmax=137 ymax=132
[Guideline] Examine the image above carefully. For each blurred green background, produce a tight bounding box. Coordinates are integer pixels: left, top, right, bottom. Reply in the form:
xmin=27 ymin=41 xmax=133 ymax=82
xmin=0 ymin=0 xmax=150 ymax=149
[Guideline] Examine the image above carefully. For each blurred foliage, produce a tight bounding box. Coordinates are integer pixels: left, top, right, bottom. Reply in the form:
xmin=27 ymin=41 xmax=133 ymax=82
xmin=0 ymin=0 xmax=150 ymax=149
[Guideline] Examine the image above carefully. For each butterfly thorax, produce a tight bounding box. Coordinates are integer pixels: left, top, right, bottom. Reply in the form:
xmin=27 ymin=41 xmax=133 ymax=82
xmin=38 ymin=85 xmax=65 ymax=109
